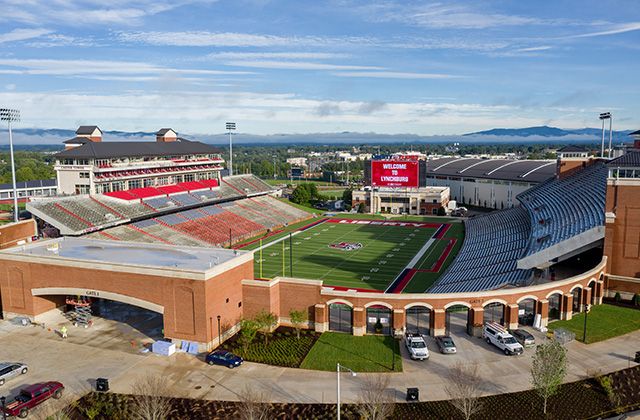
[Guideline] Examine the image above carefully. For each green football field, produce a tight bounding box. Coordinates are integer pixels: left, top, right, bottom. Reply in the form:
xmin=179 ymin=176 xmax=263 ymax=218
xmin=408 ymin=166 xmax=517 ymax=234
xmin=254 ymin=220 xmax=438 ymax=291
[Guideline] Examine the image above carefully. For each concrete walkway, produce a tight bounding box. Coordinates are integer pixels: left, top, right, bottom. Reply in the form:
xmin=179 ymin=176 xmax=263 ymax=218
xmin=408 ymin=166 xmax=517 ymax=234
xmin=1 ymin=314 xmax=639 ymax=406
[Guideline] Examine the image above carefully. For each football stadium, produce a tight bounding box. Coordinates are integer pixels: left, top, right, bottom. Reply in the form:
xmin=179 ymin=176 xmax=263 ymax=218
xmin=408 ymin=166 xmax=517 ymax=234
xmin=0 ymin=125 xmax=639 ymax=350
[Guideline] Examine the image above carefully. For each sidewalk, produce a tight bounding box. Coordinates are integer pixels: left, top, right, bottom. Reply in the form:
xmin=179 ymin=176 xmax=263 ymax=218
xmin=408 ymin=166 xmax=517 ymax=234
xmin=1 ymin=316 xmax=638 ymax=404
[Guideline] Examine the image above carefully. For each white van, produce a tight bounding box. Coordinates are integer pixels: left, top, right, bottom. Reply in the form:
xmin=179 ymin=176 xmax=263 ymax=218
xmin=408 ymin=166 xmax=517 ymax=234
xmin=483 ymin=322 xmax=524 ymax=356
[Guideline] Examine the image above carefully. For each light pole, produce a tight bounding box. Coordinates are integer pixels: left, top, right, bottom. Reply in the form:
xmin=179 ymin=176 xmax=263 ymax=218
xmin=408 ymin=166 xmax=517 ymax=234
xmin=225 ymin=122 xmax=236 ymax=176
xmin=1 ymin=395 xmax=6 ymax=420
xmin=599 ymin=112 xmax=611 ymax=158
xmin=0 ymin=108 xmax=20 ymax=223
xmin=582 ymin=304 xmax=591 ymax=343
xmin=336 ymin=363 xmax=356 ymax=420
xmin=272 ymin=154 xmax=277 ymax=180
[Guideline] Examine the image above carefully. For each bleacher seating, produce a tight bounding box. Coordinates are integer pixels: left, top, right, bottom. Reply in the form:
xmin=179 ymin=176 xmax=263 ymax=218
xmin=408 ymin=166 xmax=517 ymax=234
xmin=517 ymin=162 xmax=607 ymax=255
xmin=27 ymin=174 xmax=274 ymax=235
xmin=430 ymin=207 xmax=533 ymax=293
xmin=430 ymin=162 xmax=607 ymax=294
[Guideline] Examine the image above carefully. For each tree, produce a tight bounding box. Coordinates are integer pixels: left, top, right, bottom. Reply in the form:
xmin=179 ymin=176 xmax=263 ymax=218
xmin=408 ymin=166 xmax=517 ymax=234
xmin=239 ymin=319 xmax=259 ymax=355
xmin=288 ymin=309 xmax=307 ymax=339
xmin=254 ymin=310 xmax=278 ymax=345
xmin=130 ymin=375 xmax=172 ymax=420
xmin=342 ymin=189 xmax=353 ymax=203
xmin=437 ymin=207 xmax=446 ymax=216
xmin=531 ymin=339 xmax=567 ymax=415
xmin=236 ymin=386 xmax=271 ymax=420
xmin=444 ymin=362 xmax=483 ymax=420
xmin=357 ymin=202 xmax=366 ymax=213
xmin=356 ymin=375 xmax=395 ymax=420
xmin=290 ymin=186 xmax=310 ymax=204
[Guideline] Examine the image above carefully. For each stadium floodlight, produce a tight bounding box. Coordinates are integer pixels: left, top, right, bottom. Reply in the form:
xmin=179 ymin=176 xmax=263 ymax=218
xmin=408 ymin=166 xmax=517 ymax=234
xmin=225 ymin=122 xmax=236 ymax=176
xmin=599 ymin=112 xmax=612 ymax=158
xmin=0 ymin=108 xmax=20 ymax=223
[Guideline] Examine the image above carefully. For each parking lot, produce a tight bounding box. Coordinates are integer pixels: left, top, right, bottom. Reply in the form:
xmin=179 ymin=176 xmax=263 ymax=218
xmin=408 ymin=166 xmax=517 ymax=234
xmin=1 ymin=308 xmax=638 ymax=414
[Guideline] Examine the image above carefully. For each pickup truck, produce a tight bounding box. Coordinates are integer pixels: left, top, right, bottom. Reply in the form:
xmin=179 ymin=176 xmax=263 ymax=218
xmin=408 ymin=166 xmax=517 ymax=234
xmin=405 ymin=333 xmax=429 ymax=360
xmin=1 ymin=382 xmax=64 ymax=418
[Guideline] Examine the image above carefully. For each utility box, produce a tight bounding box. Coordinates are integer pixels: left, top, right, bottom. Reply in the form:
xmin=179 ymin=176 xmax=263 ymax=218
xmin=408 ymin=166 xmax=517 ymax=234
xmin=96 ymin=378 xmax=109 ymax=392
xmin=406 ymin=387 xmax=419 ymax=402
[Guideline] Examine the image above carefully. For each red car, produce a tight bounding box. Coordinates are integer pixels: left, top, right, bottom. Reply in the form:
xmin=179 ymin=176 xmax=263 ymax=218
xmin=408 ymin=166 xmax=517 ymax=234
xmin=1 ymin=381 xmax=64 ymax=418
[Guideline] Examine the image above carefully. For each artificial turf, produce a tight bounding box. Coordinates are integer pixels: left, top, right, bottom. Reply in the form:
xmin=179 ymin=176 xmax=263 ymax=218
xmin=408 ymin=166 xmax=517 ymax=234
xmin=255 ymin=219 xmax=437 ymax=291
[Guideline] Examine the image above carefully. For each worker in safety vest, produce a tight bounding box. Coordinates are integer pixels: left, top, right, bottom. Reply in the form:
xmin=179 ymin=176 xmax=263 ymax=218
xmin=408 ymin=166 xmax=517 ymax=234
xmin=60 ymin=326 xmax=68 ymax=339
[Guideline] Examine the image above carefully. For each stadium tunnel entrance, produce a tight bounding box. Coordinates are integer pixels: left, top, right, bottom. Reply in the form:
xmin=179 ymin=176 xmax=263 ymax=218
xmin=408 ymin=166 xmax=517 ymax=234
xmin=328 ymin=302 xmax=353 ymax=334
xmin=517 ymin=298 xmax=537 ymax=326
xmin=445 ymin=304 xmax=471 ymax=336
xmin=366 ymin=305 xmax=393 ymax=335
xmin=405 ymin=305 xmax=430 ymax=335
xmin=483 ymin=302 xmax=506 ymax=325
xmin=26 ymin=292 xmax=164 ymax=352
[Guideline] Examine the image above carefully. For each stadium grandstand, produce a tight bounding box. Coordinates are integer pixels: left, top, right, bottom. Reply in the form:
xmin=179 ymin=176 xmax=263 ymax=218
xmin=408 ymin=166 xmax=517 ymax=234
xmin=426 ymin=157 xmax=557 ymax=209
xmin=26 ymin=125 xmax=307 ymax=242
xmin=430 ymin=161 xmax=607 ymax=293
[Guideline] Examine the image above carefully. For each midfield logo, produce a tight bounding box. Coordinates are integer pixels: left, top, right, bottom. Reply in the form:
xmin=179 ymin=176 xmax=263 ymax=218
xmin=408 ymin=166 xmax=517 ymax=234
xmin=329 ymin=242 xmax=363 ymax=251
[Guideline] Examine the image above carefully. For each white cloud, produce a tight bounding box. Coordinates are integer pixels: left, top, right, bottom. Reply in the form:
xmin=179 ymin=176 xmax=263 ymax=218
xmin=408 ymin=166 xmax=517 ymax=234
xmin=563 ymin=22 xmax=640 ymax=39
xmin=0 ymin=58 xmax=254 ymax=77
xmin=0 ymin=28 xmax=53 ymax=44
xmin=223 ymin=60 xmax=383 ymax=71
xmin=4 ymin=84 xmax=16 ymax=91
xmin=205 ymin=52 xmax=349 ymax=60
xmin=0 ymin=90 xmax=560 ymax=136
xmin=514 ymin=46 xmax=552 ymax=52
xmin=332 ymin=71 xmax=463 ymax=79
xmin=27 ymin=34 xmax=97 ymax=48
xmin=0 ymin=0 xmax=214 ymax=26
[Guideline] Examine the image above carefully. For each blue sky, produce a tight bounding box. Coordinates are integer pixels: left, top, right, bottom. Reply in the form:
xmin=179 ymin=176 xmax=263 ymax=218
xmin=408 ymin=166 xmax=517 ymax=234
xmin=0 ymin=0 xmax=638 ymax=135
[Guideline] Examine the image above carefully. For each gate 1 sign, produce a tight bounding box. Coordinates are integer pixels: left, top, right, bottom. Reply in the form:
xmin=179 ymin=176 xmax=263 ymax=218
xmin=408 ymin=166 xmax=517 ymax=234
xmin=371 ymin=160 xmax=419 ymax=187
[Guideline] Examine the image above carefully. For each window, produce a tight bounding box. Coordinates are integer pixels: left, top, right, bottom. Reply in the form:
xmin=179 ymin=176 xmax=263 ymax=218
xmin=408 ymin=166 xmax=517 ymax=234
xmin=79 ymin=172 xmax=90 ymax=179
xmin=75 ymin=185 xmax=90 ymax=194
xmin=111 ymin=182 xmax=124 ymax=192
xmin=128 ymin=179 xmax=142 ymax=189
xmin=184 ymin=173 xmax=195 ymax=182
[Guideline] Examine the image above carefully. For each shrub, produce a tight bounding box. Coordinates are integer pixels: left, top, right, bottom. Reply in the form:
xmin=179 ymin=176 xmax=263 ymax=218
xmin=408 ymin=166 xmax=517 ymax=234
xmin=614 ymin=292 xmax=622 ymax=303
xmin=437 ymin=207 xmax=446 ymax=216
xmin=632 ymin=293 xmax=640 ymax=307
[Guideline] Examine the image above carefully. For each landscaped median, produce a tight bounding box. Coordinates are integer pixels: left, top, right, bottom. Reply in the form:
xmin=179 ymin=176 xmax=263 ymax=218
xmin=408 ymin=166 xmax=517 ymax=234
xmin=221 ymin=327 xmax=402 ymax=372
xmin=547 ymin=304 xmax=640 ymax=344
xmin=300 ymin=332 xmax=402 ymax=372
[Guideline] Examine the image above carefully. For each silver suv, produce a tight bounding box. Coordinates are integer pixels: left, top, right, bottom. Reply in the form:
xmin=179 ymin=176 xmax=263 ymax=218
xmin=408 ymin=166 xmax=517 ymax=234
xmin=0 ymin=362 xmax=28 ymax=386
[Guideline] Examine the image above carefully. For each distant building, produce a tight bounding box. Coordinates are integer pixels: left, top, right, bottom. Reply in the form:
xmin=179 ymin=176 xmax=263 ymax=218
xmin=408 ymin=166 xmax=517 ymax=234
xmin=557 ymin=145 xmax=589 ymax=159
xmin=352 ymin=186 xmax=450 ymax=215
xmin=286 ymin=157 xmax=308 ymax=167
xmin=54 ymin=126 xmax=224 ymax=195
xmin=425 ymin=157 xmax=556 ymax=209
xmin=0 ymin=179 xmax=57 ymax=201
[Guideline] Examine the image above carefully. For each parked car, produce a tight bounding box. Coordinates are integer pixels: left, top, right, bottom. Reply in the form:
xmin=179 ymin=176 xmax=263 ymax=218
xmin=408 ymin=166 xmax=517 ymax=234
xmin=205 ymin=350 xmax=243 ymax=368
xmin=483 ymin=322 xmax=524 ymax=356
xmin=404 ymin=333 xmax=429 ymax=360
xmin=1 ymin=382 xmax=64 ymax=418
xmin=434 ymin=336 xmax=457 ymax=354
xmin=510 ymin=329 xmax=536 ymax=348
xmin=0 ymin=362 xmax=28 ymax=386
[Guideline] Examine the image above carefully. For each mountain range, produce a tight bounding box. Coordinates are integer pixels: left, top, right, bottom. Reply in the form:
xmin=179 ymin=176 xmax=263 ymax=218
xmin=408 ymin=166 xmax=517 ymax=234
xmin=0 ymin=125 xmax=635 ymax=146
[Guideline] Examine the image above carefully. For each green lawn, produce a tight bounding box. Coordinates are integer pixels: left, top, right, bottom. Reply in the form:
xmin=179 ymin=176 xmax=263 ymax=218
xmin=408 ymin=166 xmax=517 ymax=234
xmin=262 ymin=178 xmax=340 ymax=187
xmin=255 ymin=219 xmax=436 ymax=290
xmin=547 ymin=304 xmax=640 ymax=343
xmin=300 ymin=332 xmax=402 ymax=372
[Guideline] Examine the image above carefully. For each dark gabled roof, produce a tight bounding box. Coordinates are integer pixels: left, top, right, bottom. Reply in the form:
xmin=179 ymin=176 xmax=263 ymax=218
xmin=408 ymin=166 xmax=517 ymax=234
xmin=0 ymin=179 xmax=56 ymax=191
xmin=76 ymin=125 xmax=102 ymax=135
xmin=426 ymin=158 xmax=556 ymax=183
xmin=54 ymin=139 xmax=219 ymax=159
xmin=557 ymin=145 xmax=587 ymax=153
xmin=607 ymin=151 xmax=640 ymax=167
xmin=63 ymin=136 xmax=91 ymax=145
xmin=156 ymin=128 xmax=175 ymax=136
xmin=630 ymin=130 xmax=640 ymax=135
